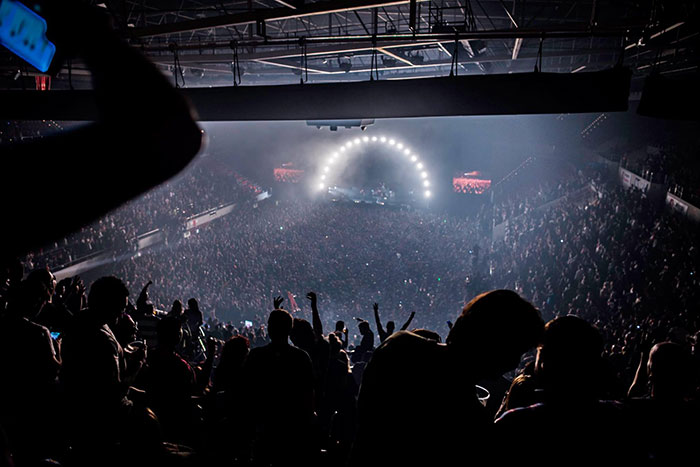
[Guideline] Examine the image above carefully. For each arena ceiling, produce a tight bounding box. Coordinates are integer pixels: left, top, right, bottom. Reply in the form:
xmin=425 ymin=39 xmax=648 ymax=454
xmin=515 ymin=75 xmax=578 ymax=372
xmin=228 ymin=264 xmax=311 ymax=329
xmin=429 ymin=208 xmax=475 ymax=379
xmin=2 ymin=0 xmax=698 ymax=89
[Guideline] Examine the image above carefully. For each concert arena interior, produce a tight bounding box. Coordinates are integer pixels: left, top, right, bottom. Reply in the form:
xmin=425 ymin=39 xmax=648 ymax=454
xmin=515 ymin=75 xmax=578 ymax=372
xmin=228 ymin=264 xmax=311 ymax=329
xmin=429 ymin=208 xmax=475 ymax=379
xmin=1 ymin=1 xmax=699 ymax=466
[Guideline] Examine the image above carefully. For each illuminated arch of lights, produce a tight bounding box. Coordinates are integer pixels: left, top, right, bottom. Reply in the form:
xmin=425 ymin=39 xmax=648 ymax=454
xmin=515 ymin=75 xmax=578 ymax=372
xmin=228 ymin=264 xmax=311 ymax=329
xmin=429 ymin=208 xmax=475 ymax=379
xmin=314 ymin=135 xmax=432 ymax=198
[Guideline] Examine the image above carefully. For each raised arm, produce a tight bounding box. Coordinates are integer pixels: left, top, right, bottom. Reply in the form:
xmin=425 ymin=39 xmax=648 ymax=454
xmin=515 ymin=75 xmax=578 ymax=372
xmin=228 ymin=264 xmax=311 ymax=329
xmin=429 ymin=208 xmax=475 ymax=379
xmin=373 ymin=303 xmax=386 ymax=341
xmin=306 ymin=292 xmax=323 ymax=340
xmin=400 ymin=311 xmax=416 ymax=331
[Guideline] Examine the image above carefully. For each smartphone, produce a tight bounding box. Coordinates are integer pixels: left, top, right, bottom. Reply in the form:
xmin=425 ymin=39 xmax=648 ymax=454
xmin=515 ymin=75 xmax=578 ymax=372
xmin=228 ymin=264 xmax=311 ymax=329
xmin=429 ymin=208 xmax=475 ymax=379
xmin=0 ymin=0 xmax=56 ymax=72
xmin=50 ymin=331 xmax=60 ymax=340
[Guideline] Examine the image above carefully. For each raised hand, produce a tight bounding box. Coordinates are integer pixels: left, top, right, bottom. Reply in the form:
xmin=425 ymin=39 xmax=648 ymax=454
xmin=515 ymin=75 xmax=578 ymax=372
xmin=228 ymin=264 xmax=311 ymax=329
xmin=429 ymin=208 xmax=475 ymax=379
xmin=306 ymin=291 xmax=317 ymax=305
xmin=373 ymin=303 xmax=379 ymax=313
xmin=273 ymin=295 xmax=284 ymax=309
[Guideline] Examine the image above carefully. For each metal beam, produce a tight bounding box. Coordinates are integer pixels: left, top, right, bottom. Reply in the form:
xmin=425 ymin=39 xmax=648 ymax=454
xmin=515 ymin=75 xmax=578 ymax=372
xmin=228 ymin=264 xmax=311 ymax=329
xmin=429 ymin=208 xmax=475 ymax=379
xmin=140 ymin=25 xmax=637 ymax=52
xmin=377 ymin=47 xmax=414 ymax=65
xmin=130 ymin=0 xmax=427 ymax=38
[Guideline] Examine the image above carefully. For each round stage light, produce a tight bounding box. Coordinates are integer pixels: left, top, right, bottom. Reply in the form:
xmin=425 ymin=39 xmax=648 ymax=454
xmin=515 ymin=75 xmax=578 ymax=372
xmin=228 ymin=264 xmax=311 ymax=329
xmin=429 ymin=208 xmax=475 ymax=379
xmin=423 ymin=180 xmax=430 ymax=187
xmin=318 ymin=183 xmax=325 ymax=190
xmin=363 ymin=136 xmax=369 ymax=142
xmin=421 ymin=171 xmax=428 ymax=178
xmin=389 ymin=139 xmax=395 ymax=145
xmin=321 ymin=175 xmax=326 ymax=180
xmin=380 ymin=136 xmax=386 ymax=142
xmin=416 ymin=162 xmax=424 ymax=170
xmin=397 ymin=143 xmax=404 ymax=149
xmin=411 ymin=155 xmax=417 ymax=162
xmin=425 ymin=190 xmax=431 ymax=198
xmin=354 ymin=138 xmax=361 ymax=144
xmin=324 ymin=166 xmax=330 ymax=172
xmin=404 ymin=149 xmax=410 ymax=155
xmin=371 ymin=136 xmax=377 ymax=142
xmin=340 ymin=147 xmax=346 ymax=152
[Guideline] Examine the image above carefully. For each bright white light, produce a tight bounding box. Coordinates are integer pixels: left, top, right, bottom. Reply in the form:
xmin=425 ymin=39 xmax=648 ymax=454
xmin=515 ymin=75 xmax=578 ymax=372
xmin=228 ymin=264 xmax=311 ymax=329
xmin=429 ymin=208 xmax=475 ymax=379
xmin=423 ymin=180 xmax=430 ymax=187
xmin=318 ymin=183 xmax=325 ymax=190
xmin=397 ymin=143 xmax=404 ymax=150
xmin=363 ymin=136 xmax=369 ymax=142
xmin=416 ymin=162 xmax=424 ymax=170
xmin=421 ymin=171 xmax=428 ymax=178
xmin=389 ymin=139 xmax=395 ymax=145
xmin=354 ymin=138 xmax=361 ymax=144
xmin=425 ymin=190 xmax=431 ymax=198
xmin=371 ymin=136 xmax=377 ymax=141
xmin=411 ymin=155 xmax=417 ymax=162
xmin=380 ymin=136 xmax=387 ymax=143
xmin=333 ymin=152 xmax=339 ymax=157
xmin=327 ymin=158 xmax=335 ymax=165
xmin=339 ymin=147 xmax=345 ymax=152
xmin=404 ymin=149 xmax=410 ymax=155
xmin=321 ymin=175 xmax=326 ymax=180
xmin=324 ymin=166 xmax=329 ymax=172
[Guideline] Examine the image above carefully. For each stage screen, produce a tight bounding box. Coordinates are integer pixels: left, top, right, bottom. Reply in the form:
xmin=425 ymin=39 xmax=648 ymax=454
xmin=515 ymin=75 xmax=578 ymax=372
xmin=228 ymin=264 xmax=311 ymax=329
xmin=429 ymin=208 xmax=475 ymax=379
xmin=453 ymin=171 xmax=491 ymax=194
xmin=274 ymin=166 xmax=304 ymax=183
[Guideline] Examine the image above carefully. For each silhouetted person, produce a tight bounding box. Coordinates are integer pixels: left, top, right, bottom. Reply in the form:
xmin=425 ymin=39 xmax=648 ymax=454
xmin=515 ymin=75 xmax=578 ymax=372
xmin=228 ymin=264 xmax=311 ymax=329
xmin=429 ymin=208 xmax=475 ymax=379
xmin=184 ymin=298 xmax=203 ymax=331
xmin=321 ymin=333 xmax=357 ymax=462
xmin=495 ymin=316 xmax=636 ymax=465
xmin=626 ymin=341 xmax=700 ymax=464
xmin=1 ymin=0 xmax=202 ymax=257
xmin=352 ymin=290 xmax=544 ymax=466
xmin=213 ymin=336 xmax=250 ymax=395
xmin=60 ymin=276 xmax=145 ymax=459
xmin=211 ymin=336 xmax=250 ymax=464
xmin=373 ymin=303 xmax=416 ymax=342
xmin=350 ymin=319 xmax=374 ymax=363
xmin=243 ymin=308 xmax=315 ymax=465
xmin=0 ymin=279 xmax=61 ymax=464
xmin=333 ymin=320 xmax=349 ymax=349
xmin=140 ymin=316 xmax=196 ymax=444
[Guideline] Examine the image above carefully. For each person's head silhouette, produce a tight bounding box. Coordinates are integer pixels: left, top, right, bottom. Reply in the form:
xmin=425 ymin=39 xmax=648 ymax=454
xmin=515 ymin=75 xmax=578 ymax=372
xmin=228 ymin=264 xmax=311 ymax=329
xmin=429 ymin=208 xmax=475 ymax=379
xmin=157 ymin=317 xmax=183 ymax=351
xmin=648 ymin=341 xmax=692 ymax=401
xmin=535 ymin=315 xmax=604 ymax=400
xmin=290 ymin=318 xmax=314 ymax=350
xmin=446 ymin=290 xmax=544 ymax=381
xmin=267 ymin=308 xmax=293 ymax=344
xmin=386 ymin=321 xmax=396 ymax=335
xmin=358 ymin=320 xmax=371 ymax=335
xmin=88 ymin=276 xmax=129 ymax=326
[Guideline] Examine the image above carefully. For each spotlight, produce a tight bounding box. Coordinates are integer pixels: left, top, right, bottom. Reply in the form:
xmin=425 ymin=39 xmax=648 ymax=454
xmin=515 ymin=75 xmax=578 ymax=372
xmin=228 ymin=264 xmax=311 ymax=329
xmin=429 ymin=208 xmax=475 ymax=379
xmin=321 ymin=175 xmax=326 ymax=180
xmin=372 ymin=136 xmax=378 ymax=142
xmin=333 ymin=152 xmax=339 ymax=157
xmin=324 ymin=167 xmax=329 ymax=172
xmin=354 ymin=138 xmax=360 ymax=144
xmin=389 ymin=139 xmax=395 ymax=145
xmin=423 ymin=180 xmax=430 ymax=187
xmin=363 ymin=136 xmax=369 ymax=142
xmin=404 ymin=149 xmax=410 ymax=155
xmin=421 ymin=171 xmax=428 ymax=178
xmin=425 ymin=190 xmax=431 ymax=198
xmin=318 ymin=183 xmax=325 ymax=190
xmin=416 ymin=163 xmax=424 ymax=169
xmin=397 ymin=143 xmax=404 ymax=149
xmin=411 ymin=155 xmax=418 ymax=162
xmin=340 ymin=147 xmax=346 ymax=152
xmin=346 ymin=142 xmax=353 ymax=148
xmin=380 ymin=136 xmax=387 ymax=142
